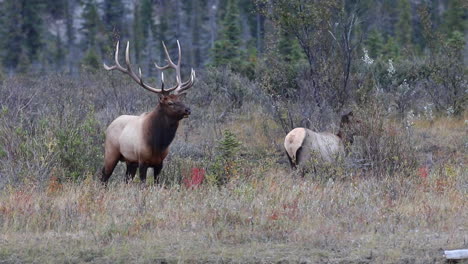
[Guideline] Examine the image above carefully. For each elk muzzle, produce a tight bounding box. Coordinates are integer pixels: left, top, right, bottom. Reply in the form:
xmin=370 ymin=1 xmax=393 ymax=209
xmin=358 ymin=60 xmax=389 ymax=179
xmin=183 ymin=107 xmax=191 ymax=118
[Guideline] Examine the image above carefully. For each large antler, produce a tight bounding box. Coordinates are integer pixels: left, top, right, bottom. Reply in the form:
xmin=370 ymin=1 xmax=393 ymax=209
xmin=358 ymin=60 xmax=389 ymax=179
xmin=104 ymin=41 xmax=171 ymax=94
xmin=155 ymin=40 xmax=195 ymax=95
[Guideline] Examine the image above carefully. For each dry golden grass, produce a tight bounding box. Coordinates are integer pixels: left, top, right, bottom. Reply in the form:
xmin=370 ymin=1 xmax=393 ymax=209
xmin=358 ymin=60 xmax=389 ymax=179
xmin=0 ymin=165 xmax=466 ymax=263
xmin=412 ymin=116 xmax=467 ymax=167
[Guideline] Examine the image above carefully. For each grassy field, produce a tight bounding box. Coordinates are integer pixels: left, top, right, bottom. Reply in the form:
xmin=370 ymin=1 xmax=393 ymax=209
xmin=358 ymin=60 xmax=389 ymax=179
xmin=0 ymin=73 xmax=467 ymax=263
xmin=0 ymin=167 xmax=466 ymax=263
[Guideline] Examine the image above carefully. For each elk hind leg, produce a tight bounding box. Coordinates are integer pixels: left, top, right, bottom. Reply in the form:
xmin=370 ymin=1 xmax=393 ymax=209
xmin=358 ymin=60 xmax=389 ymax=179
xmin=102 ymin=152 xmax=121 ymax=183
xmin=286 ymin=151 xmax=296 ymax=170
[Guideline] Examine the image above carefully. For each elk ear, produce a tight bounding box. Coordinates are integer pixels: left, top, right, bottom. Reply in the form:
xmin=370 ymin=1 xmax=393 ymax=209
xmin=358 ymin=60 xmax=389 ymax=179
xmin=341 ymin=111 xmax=353 ymax=123
xmin=341 ymin=114 xmax=349 ymax=124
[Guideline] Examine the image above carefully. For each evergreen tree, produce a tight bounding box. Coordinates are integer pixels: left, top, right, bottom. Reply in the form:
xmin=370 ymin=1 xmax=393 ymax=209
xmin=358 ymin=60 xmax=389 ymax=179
xmin=443 ymin=0 xmax=466 ymax=34
xmin=81 ymin=0 xmax=102 ymax=51
xmin=17 ymin=48 xmax=31 ymax=74
xmin=81 ymin=49 xmax=100 ymax=72
xmin=44 ymin=0 xmax=67 ymax=20
xmin=22 ymin=0 xmax=45 ymax=61
xmin=140 ymin=0 xmax=154 ymax=40
xmin=0 ymin=0 xmax=44 ymax=71
xmin=187 ymin=0 xmax=203 ymax=67
xmin=137 ymin=0 xmax=156 ymax=73
xmin=133 ymin=1 xmax=143 ymax=65
xmin=383 ymin=37 xmax=400 ymax=59
xmin=212 ymin=0 xmax=242 ymax=67
xmin=277 ymin=29 xmax=303 ymax=63
xmin=208 ymin=129 xmax=242 ymax=185
xmin=161 ymin=0 xmax=185 ymax=61
xmin=64 ymin=0 xmax=77 ymax=74
xmin=43 ymin=0 xmax=67 ymax=70
xmin=103 ymin=0 xmax=126 ymax=40
xmin=366 ymin=29 xmax=384 ymax=58
xmin=53 ymin=31 xmax=66 ymax=71
xmin=0 ymin=0 xmax=24 ymax=70
xmin=396 ymin=0 xmax=413 ymax=48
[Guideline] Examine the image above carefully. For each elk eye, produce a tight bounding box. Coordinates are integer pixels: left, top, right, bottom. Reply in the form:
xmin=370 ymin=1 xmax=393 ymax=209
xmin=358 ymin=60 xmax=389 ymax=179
xmin=168 ymin=102 xmax=174 ymax=106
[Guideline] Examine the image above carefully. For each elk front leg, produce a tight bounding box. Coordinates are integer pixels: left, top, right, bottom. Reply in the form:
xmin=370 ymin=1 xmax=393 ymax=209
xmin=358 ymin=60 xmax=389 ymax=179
xmin=125 ymin=162 xmax=138 ymax=183
xmin=153 ymin=163 xmax=163 ymax=185
xmin=138 ymin=164 xmax=148 ymax=183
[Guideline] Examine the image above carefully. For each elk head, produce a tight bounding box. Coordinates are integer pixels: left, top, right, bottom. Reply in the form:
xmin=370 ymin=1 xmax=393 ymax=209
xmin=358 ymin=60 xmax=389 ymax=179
xmin=337 ymin=111 xmax=360 ymax=146
xmin=158 ymin=94 xmax=191 ymax=120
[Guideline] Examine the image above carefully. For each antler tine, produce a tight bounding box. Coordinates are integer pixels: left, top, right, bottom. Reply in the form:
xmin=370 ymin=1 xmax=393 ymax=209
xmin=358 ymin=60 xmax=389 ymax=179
xmin=104 ymin=41 xmax=124 ymax=71
xmin=175 ymin=69 xmax=196 ymax=94
xmin=181 ymin=69 xmax=195 ymax=86
xmin=161 ymin=72 xmax=165 ymax=93
xmin=124 ymin=41 xmax=132 ymax=72
xmin=103 ymin=41 xmax=166 ymax=94
xmin=153 ymin=41 xmax=183 ymax=93
xmin=177 ymin=40 xmax=181 ymax=66
xmin=155 ymin=41 xmax=175 ymax=70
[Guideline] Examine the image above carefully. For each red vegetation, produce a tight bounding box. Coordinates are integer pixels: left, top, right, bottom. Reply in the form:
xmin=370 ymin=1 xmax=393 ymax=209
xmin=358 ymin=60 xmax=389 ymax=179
xmin=183 ymin=168 xmax=205 ymax=189
xmin=418 ymin=166 xmax=429 ymax=179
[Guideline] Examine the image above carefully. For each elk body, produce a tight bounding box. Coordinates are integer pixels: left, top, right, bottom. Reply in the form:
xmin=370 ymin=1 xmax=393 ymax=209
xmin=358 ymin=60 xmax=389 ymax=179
xmin=284 ymin=112 xmax=357 ymax=170
xmin=101 ymin=41 xmax=195 ymax=184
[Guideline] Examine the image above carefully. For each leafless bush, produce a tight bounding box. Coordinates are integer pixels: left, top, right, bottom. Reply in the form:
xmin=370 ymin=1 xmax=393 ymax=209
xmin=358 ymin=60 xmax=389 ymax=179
xmin=351 ymin=101 xmax=418 ymax=177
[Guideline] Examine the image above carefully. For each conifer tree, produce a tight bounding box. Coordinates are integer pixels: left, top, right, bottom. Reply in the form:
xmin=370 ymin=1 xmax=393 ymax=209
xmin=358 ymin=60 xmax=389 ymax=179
xmin=277 ymin=29 xmax=303 ymax=63
xmin=0 ymin=0 xmax=44 ymax=71
xmin=22 ymin=0 xmax=44 ymax=61
xmin=140 ymin=0 xmax=154 ymax=40
xmin=366 ymin=29 xmax=384 ymax=58
xmin=133 ymin=1 xmax=143 ymax=64
xmin=396 ymin=0 xmax=413 ymax=48
xmin=81 ymin=49 xmax=100 ymax=72
xmin=212 ymin=0 xmax=242 ymax=67
xmin=103 ymin=0 xmax=126 ymax=40
xmin=64 ymin=0 xmax=77 ymax=73
xmin=0 ymin=0 xmax=24 ymax=70
xmin=383 ymin=37 xmax=400 ymax=59
xmin=136 ymin=0 xmax=156 ymax=73
xmin=443 ymin=0 xmax=466 ymax=34
xmin=81 ymin=0 xmax=102 ymax=51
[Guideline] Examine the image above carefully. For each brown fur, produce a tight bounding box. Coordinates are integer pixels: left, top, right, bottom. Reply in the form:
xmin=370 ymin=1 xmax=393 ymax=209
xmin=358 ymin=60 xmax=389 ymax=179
xmin=101 ymin=94 xmax=190 ymax=183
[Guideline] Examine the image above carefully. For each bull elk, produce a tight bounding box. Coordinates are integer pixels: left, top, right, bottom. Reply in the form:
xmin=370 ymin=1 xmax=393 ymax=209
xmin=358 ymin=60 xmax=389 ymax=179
xmin=284 ymin=111 xmax=358 ymax=170
xmin=101 ymin=40 xmax=195 ymax=184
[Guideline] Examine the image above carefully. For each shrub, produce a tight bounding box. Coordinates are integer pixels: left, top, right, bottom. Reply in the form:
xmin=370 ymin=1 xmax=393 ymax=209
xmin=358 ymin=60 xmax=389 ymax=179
xmin=207 ymin=129 xmax=242 ymax=185
xmin=352 ymin=101 xmax=418 ymax=177
xmin=55 ymin=108 xmax=102 ymax=181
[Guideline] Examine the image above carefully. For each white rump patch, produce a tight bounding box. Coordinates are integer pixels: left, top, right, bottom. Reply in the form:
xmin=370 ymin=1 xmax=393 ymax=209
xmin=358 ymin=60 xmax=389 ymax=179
xmin=284 ymin=128 xmax=307 ymax=164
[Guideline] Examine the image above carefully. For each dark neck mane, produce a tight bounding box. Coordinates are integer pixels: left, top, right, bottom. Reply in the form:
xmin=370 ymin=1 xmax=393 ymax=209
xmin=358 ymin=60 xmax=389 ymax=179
xmin=336 ymin=130 xmax=343 ymax=139
xmin=336 ymin=126 xmax=354 ymax=146
xmin=144 ymin=106 xmax=180 ymax=153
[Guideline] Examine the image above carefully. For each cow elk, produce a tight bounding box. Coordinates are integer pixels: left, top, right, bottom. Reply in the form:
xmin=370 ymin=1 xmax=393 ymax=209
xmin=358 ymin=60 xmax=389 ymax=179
xmin=101 ymin=40 xmax=195 ymax=184
xmin=284 ymin=111 xmax=359 ymax=171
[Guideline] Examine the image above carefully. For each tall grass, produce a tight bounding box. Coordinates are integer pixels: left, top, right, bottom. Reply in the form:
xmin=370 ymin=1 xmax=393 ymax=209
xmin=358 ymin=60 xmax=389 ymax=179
xmin=0 ymin=170 xmax=466 ymax=262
